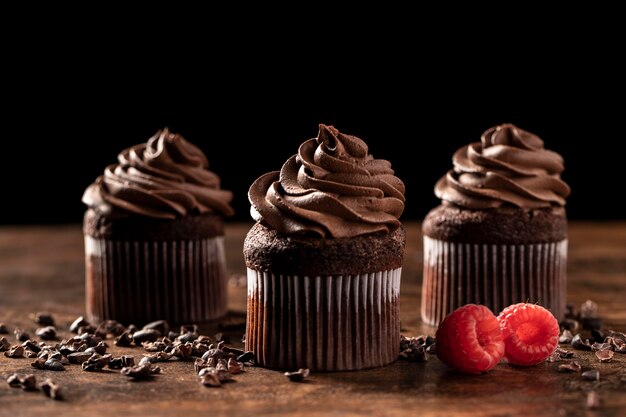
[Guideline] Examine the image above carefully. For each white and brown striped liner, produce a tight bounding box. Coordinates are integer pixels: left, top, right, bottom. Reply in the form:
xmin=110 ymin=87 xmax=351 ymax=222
xmin=421 ymin=236 xmax=567 ymax=326
xmin=84 ymin=236 xmax=227 ymax=325
xmin=246 ymin=268 xmax=401 ymax=372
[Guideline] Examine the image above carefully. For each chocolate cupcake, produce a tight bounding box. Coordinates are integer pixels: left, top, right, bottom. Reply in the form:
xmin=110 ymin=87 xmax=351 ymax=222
xmin=82 ymin=128 xmax=234 ymax=325
xmin=244 ymin=124 xmax=406 ymax=371
xmin=421 ymin=124 xmax=571 ymax=326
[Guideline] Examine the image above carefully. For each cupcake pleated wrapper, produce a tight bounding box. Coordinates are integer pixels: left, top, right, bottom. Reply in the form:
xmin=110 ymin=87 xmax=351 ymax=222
xmin=421 ymin=236 xmax=567 ymax=326
xmin=84 ymin=236 xmax=228 ymax=325
xmin=246 ymin=267 xmax=401 ymax=371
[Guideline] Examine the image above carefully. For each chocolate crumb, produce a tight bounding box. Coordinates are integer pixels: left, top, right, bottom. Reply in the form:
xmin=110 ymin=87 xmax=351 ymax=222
xmin=199 ymin=368 xmax=221 ymax=387
xmin=35 ymin=326 xmax=57 ymax=341
xmin=109 ymin=355 xmax=135 ymax=369
xmin=67 ymin=352 xmax=92 ymax=364
xmin=236 ymin=351 xmax=255 ymax=364
xmin=595 ymin=350 xmax=614 ymax=363
xmin=4 ymin=345 xmax=25 ymax=358
xmin=558 ymin=361 xmax=581 ymax=373
xmin=228 ymin=358 xmax=244 ymax=374
xmin=7 ymin=373 xmax=21 ymax=388
xmin=0 ymin=336 xmax=10 ymax=352
xmin=121 ymin=363 xmax=160 ymax=379
xmin=132 ymin=329 xmax=161 ymax=345
xmin=285 ymin=368 xmax=310 ymax=382
xmin=19 ymin=374 xmax=38 ymax=391
xmin=114 ymin=331 xmax=133 ymax=347
xmin=31 ymin=312 xmax=55 ymax=327
xmin=0 ymin=323 xmax=9 ymax=334
xmin=40 ymin=378 xmax=62 ymax=400
xmin=142 ymin=320 xmax=170 ymax=335
xmin=69 ymin=316 xmax=91 ymax=333
xmin=555 ymin=348 xmax=575 ymax=359
xmin=571 ymin=334 xmax=592 ymax=351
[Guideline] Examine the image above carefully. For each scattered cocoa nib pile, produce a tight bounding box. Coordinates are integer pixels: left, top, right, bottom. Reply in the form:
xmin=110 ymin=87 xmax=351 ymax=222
xmin=399 ymin=334 xmax=435 ymax=362
xmin=0 ymin=313 xmax=267 ymax=399
xmin=555 ymin=300 xmax=626 ymax=363
xmin=2 ymin=301 xmax=623 ymax=404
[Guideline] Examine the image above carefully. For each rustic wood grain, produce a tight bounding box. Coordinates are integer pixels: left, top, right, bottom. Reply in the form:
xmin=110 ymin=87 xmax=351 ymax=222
xmin=0 ymin=222 xmax=625 ymax=417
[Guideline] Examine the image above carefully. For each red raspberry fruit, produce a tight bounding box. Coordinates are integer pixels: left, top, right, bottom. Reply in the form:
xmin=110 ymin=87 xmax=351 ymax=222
xmin=436 ymin=304 xmax=505 ymax=374
xmin=497 ymin=303 xmax=560 ymax=366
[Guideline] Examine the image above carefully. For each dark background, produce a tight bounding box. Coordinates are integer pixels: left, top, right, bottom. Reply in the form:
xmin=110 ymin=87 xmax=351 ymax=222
xmin=2 ymin=24 xmax=624 ymax=224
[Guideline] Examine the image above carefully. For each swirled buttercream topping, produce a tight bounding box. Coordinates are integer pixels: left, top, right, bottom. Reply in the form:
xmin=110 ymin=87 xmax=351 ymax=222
xmin=249 ymin=124 xmax=405 ymax=238
xmin=435 ymin=124 xmax=570 ymax=209
xmin=82 ymin=128 xmax=234 ymax=219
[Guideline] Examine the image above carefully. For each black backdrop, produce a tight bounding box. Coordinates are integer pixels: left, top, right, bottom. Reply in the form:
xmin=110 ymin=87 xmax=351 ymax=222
xmin=2 ymin=31 xmax=625 ymax=224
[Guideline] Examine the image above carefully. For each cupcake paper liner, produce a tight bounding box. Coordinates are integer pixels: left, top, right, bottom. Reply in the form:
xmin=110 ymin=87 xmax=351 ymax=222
xmin=85 ymin=236 xmax=227 ymax=325
xmin=421 ymin=236 xmax=567 ymax=326
xmin=246 ymin=268 xmax=402 ymax=371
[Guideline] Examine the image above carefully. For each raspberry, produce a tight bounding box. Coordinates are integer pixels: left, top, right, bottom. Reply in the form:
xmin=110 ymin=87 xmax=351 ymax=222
xmin=497 ymin=303 xmax=560 ymax=366
xmin=435 ymin=304 xmax=505 ymax=374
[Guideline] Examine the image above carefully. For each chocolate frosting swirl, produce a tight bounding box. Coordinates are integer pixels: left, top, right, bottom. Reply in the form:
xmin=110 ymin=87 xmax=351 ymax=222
xmin=249 ymin=124 xmax=405 ymax=238
xmin=83 ymin=128 xmax=234 ymax=219
xmin=435 ymin=124 xmax=570 ymax=209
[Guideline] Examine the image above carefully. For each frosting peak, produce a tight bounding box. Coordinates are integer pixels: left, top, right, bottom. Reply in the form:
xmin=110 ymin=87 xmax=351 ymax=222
xmin=435 ymin=124 xmax=570 ymax=209
xmin=249 ymin=124 xmax=405 ymax=238
xmin=83 ymin=128 xmax=234 ymax=219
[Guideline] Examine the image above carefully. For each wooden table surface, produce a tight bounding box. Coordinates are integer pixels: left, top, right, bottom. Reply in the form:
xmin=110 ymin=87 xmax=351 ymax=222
xmin=1 ymin=222 xmax=625 ymax=417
